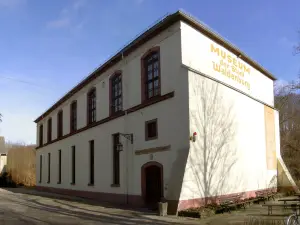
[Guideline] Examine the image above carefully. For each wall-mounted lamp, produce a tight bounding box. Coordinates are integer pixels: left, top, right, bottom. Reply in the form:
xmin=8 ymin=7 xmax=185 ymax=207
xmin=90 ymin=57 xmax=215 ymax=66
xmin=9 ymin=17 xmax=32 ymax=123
xmin=118 ymin=132 xmax=134 ymax=144
xmin=116 ymin=133 xmax=133 ymax=152
xmin=116 ymin=143 xmax=124 ymax=152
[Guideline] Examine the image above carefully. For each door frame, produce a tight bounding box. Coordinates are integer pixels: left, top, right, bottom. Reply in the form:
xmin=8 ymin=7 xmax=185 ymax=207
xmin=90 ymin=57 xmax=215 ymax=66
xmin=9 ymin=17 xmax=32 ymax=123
xmin=141 ymin=161 xmax=164 ymax=204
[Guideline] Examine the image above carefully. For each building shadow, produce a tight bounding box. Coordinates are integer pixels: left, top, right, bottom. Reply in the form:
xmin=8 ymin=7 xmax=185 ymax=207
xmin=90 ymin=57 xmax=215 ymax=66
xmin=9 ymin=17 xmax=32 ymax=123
xmin=0 ymin=193 xmax=195 ymax=225
xmin=1 ymin=186 xmax=154 ymax=213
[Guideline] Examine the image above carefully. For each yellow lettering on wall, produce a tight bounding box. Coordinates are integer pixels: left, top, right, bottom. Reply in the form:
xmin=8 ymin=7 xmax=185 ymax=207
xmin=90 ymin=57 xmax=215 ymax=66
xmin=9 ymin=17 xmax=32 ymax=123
xmin=233 ymin=58 xmax=237 ymax=67
xmin=238 ymin=61 xmax=243 ymax=70
xmin=245 ymin=82 xmax=250 ymax=90
xmin=212 ymin=62 xmax=220 ymax=72
xmin=211 ymin=44 xmax=220 ymax=56
xmin=226 ymin=70 xmax=230 ymax=78
xmin=220 ymin=51 xmax=226 ymax=59
xmin=232 ymin=65 xmax=236 ymax=73
xmin=227 ymin=55 xmax=232 ymax=63
xmin=210 ymin=42 xmax=251 ymax=91
xmin=244 ymin=65 xmax=250 ymax=74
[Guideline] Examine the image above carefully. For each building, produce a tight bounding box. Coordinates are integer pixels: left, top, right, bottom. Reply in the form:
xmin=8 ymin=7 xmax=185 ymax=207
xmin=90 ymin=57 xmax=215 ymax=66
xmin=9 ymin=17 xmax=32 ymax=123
xmin=0 ymin=137 xmax=5 ymax=154
xmin=35 ymin=10 xmax=282 ymax=214
xmin=0 ymin=153 xmax=7 ymax=174
xmin=0 ymin=137 xmax=7 ymax=173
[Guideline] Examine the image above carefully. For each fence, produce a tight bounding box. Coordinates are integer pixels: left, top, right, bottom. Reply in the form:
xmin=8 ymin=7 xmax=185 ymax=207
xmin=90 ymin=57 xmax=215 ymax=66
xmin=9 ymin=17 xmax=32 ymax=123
xmin=6 ymin=146 xmax=36 ymax=186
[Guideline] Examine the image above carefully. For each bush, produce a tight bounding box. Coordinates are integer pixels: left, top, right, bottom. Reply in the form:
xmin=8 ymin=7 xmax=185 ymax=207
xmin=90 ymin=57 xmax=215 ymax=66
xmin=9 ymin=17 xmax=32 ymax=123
xmin=0 ymin=172 xmax=7 ymax=186
xmin=0 ymin=172 xmax=17 ymax=187
xmin=6 ymin=146 xmax=36 ymax=186
xmin=178 ymin=203 xmax=221 ymax=218
xmin=285 ymin=190 xmax=296 ymax=196
xmin=205 ymin=203 xmax=218 ymax=209
xmin=178 ymin=209 xmax=201 ymax=218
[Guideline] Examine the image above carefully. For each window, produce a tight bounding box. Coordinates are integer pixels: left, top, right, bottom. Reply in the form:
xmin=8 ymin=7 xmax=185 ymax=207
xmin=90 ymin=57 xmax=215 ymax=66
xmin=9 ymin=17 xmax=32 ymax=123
xmin=87 ymin=88 xmax=96 ymax=124
xmin=89 ymin=140 xmax=94 ymax=185
xmin=39 ymin=124 xmax=43 ymax=146
xmin=142 ymin=48 xmax=160 ymax=101
xmin=112 ymin=134 xmax=120 ymax=186
xmin=110 ymin=72 xmax=122 ymax=114
xmin=70 ymin=101 xmax=77 ymax=132
xmin=145 ymin=119 xmax=158 ymax=141
xmin=47 ymin=153 xmax=51 ymax=183
xmin=58 ymin=150 xmax=61 ymax=184
xmin=39 ymin=155 xmax=42 ymax=183
xmin=57 ymin=110 xmax=63 ymax=138
xmin=71 ymin=146 xmax=75 ymax=184
xmin=47 ymin=118 xmax=52 ymax=143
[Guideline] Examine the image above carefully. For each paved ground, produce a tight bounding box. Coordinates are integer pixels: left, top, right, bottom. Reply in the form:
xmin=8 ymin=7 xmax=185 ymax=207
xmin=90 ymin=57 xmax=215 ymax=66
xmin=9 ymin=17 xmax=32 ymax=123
xmin=0 ymin=188 xmax=201 ymax=225
xmin=0 ymin=188 xmax=294 ymax=225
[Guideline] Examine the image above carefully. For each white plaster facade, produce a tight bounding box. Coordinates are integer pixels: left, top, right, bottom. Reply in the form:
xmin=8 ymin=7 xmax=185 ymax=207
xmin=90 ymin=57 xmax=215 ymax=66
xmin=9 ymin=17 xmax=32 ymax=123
xmin=179 ymin=21 xmax=279 ymax=209
xmin=0 ymin=154 xmax=7 ymax=174
xmin=35 ymin=11 xmax=279 ymax=213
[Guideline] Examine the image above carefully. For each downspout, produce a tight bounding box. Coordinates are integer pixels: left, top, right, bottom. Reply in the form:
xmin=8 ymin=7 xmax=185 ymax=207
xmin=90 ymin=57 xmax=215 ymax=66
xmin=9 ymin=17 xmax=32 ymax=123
xmin=121 ymin=51 xmax=129 ymax=205
xmin=125 ymin=110 xmax=129 ymax=205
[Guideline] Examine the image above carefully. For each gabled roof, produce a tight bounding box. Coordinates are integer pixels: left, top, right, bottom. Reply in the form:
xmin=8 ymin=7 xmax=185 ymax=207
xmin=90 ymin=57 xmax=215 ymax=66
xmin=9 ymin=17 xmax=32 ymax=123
xmin=34 ymin=10 xmax=276 ymax=123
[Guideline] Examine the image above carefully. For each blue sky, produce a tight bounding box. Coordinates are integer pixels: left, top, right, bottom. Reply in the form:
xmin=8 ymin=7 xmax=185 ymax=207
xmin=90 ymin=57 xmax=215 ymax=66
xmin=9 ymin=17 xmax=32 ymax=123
xmin=0 ymin=0 xmax=299 ymax=144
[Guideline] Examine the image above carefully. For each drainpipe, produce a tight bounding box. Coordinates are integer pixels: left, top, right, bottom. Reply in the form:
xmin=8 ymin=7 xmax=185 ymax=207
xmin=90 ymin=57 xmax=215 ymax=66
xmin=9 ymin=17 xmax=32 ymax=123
xmin=121 ymin=51 xmax=129 ymax=205
xmin=125 ymin=110 xmax=129 ymax=205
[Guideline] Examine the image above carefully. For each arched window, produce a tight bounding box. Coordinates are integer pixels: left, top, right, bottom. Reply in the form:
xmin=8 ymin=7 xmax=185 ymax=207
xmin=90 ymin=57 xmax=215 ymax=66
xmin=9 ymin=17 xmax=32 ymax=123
xmin=70 ymin=101 xmax=77 ymax=132
xmin=39 ymin=124 xmax=43 ymax=146
xmin=57 ymin=110 xmax=63 ymax=138
xmin=87 ymin=88 xmax=96 ymax=124
xmin=47 ymin=118 xmax=52 ymax=143
xmin=110 ymin=71 xmax=122 ymax=115
xmin=141 ymin=47 xmax=161 ymax=102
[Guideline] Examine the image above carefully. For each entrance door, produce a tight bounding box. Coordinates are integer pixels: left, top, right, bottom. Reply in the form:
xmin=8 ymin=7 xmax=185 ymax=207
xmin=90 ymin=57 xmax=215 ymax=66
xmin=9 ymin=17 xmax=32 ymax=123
xmin=142 ymin=162 xmax=163 ymax=209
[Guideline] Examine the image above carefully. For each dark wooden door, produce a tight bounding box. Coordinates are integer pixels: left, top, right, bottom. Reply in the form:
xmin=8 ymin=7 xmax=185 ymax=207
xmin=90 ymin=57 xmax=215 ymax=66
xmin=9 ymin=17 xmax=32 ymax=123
xmin=145 ymin=165 xmax=162 ymax=209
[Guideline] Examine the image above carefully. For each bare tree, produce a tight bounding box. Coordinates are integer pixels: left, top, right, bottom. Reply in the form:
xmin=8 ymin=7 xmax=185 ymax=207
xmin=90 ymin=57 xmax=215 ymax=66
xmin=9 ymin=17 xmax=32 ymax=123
xmin=187 ymin=77 xmax=238 ymax=205
xmin=275 ymin=79 xmax=300 ymax=181
xmin=294 ymin=33 xmax=300 ymax=55
xmin=276 ymin=32 xmax=300 ymax=186
xmin=274 ymin=80 xmax=300 ymax=125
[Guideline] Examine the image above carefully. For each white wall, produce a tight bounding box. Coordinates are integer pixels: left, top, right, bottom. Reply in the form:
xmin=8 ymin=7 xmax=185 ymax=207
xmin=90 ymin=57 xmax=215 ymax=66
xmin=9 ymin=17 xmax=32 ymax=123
xmin=36 ymin=21 xmax=190 ymax=199
xmin=274 ymin=110 xmax=281 ymax=158
xmin=179 ymin=21 xmax=277 ymax=201
xmin=180 ymin=70 xmax=277 ymax=201
xmin=181 ymin=21 xmax=274 ymax=107
xmin=0 ymin=155 xmax=7 ymax=173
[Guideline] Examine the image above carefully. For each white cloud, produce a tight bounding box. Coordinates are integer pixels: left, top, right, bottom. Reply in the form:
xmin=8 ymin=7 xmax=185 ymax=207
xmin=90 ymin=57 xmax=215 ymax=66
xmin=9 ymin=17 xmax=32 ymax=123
xmin=136 ymin=0 xmax=145 ymax=4
xmin=275 ymin=79 xmax=289 ymax=88
xmin=0 ymin=0 xmax=25 ymax=8
xmin=0 ymin=112 xmax=36 ymax=145
xmin=60 ymin=8 xmax=69 ymax=16
xmin=47 ymin=18 xmax=71 ymax=29
xmin=0 ymin=72 xmax=54 ymax=144
xmin=47 ymin=0 xmax=85 ymax=30
xmin=72 ymin=0 xmax=86 ymax=10
xmin=278 ymin=37 xmax=297 ymax=49
xmin=75 ymin=21 xmax=85 ymax=30
xmin=274 ymin=79 xmax=294 ymax=96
